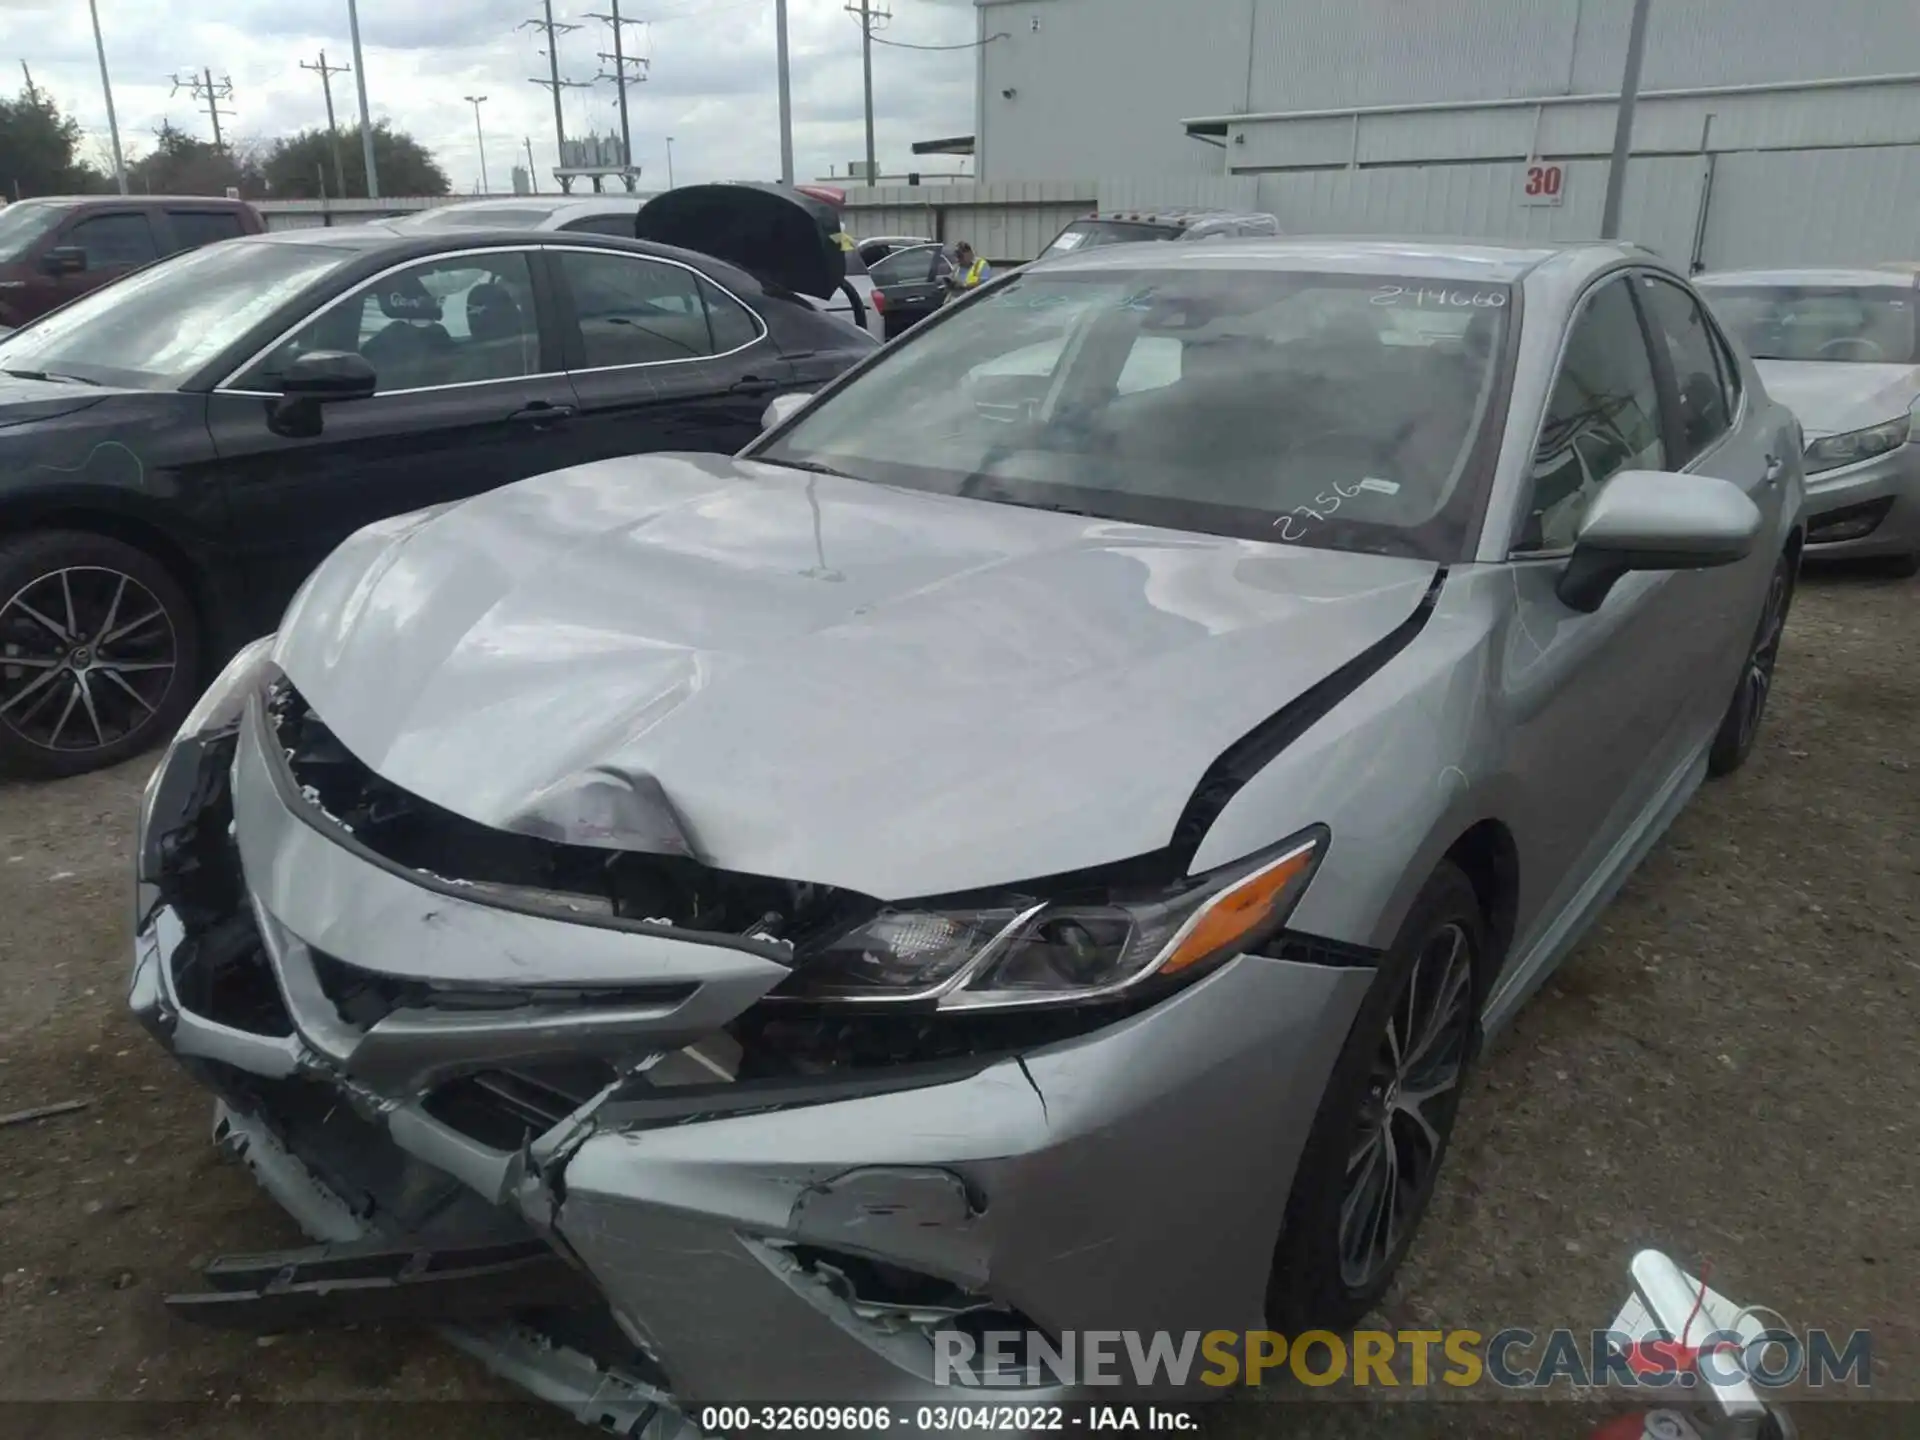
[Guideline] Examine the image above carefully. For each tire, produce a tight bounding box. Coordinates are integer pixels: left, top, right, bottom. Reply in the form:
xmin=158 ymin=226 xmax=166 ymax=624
xmin=0 ymin=530 xmax=201 ymax=779
xmin=1706 ymin=550 xmax=1795 ymax=778
xmin=1266 ymin=861 xmax=1486 ymax=1333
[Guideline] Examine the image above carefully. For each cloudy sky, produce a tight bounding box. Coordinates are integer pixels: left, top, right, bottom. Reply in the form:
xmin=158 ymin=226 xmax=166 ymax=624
xmin=0 ymin=0 xmax=980 ymax=192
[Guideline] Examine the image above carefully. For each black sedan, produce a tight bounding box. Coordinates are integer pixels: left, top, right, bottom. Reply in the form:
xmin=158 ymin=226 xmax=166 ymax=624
xmin=0 ymin=220 xmax=874 ymax=777
xmin=868 ymin=242 xmax=956 ymax=340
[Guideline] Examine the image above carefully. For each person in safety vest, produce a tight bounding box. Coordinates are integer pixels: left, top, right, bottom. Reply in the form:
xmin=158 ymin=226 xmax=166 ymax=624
xmin=942 ymin=242 xmax=991 ymax=304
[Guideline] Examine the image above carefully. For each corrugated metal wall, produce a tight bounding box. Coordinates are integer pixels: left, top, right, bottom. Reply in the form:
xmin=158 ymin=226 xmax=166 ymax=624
xmin=1699 ymin=146 xmax=1920 ymax=268
xmin=1249 ymin=156 xmax=1709 ymax=264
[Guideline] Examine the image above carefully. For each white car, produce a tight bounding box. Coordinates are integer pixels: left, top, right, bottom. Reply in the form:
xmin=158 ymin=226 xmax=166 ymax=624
xmin=388 ymin=196 xmax=657 ymax=237
xmin=1697 ymin=266 xmax=1920 ymax=572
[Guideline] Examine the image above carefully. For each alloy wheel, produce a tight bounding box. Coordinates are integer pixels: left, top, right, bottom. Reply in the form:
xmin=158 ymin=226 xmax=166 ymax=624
xmin=1338 ymin=920 xmax=1476 ymax=1290
xmin=0 ymin=565 xmax=178 ymax=754
xmin=1736 ymin=567 xmax=1791 ymax=754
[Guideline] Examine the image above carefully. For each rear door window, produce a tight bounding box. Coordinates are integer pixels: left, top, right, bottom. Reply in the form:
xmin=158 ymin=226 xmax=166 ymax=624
xmin=556 ymin=249 xmax=751 ymax=367
xmin=165 ymin=210 xmax=247 ymax=252
xmin=63 ymin=212 xmax=160 ymax=269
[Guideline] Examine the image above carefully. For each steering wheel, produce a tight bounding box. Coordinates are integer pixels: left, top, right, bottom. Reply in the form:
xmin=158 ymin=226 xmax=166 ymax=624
xmin=1817 ymin=336 xmax=1884 ymax=360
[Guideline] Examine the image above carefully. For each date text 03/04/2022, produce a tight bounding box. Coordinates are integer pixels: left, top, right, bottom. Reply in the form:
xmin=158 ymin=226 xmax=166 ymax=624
xmin=697 ymin=1405 xmax=1201 ymax=1432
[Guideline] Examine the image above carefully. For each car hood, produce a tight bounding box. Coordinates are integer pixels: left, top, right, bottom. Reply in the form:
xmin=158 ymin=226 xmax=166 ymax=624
xmin=273 ymin=454 xmax=1438 ymax=900
xmin=1753 ymin=360 xmax=1920 ymax=438
xmin=0 ymin=373 xmax=112 ymax=429
xmin=635 ymin=183 xmax=845 ymax=302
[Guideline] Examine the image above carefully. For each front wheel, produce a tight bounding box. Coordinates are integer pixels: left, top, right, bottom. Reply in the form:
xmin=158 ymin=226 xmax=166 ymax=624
xmin=1707 ymin=550 xmax=1795 ymax=778
xmin=1266 ymin=861 xmax=1485 ymax=1332
xmin=0 ymin=530 xmax=201 ymax=778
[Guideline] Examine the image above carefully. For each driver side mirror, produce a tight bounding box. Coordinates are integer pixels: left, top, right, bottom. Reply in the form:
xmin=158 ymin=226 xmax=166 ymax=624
xmin=761 ymin=391 xmax=813 ymax=432
xmin=43 ymin=246 xmax=87 ymax=276
xmin=266 ymin=350 xmax=378 ymax=439
xmin=1557 ymin=470 xmax=1761 ymax=612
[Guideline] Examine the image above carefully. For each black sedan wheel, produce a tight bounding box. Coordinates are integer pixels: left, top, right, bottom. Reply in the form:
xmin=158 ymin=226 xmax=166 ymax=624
xmin=1267 ymin=861 xmax=1485 ymax=1332
xmin=0 ymin=532 xmax=201 ymax=778
xmin=1707 ymin=551 xmax=1795 ymax=778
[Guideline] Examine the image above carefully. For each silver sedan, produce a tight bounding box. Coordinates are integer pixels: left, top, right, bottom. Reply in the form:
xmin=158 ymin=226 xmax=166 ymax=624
xmin=1696 ymin=265 xmax=1920 ymax=573
xmin=132 ymin=239 xmax=1803 ymax=1422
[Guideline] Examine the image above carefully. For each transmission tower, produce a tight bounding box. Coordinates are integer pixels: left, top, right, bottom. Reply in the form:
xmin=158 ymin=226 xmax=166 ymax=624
xmin=298 ymin=50 xmax=352 ymax=199
xmin=587 ymin=0 xmax=647 ymax=173
xmin=521 ymin=0 xmax=591 ymax=193
xmin=169 ymin=68 xmax=236 ymax=149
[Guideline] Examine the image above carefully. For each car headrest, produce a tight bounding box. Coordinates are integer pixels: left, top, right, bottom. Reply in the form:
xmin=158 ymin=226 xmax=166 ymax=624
xmin=376 ymin=275 xmax=442 ymax=322
xmin=464 ymin=282 xmax=523 ymax=340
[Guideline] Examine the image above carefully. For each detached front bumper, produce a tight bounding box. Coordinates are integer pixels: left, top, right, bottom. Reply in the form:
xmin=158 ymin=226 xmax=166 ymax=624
xmin=1801 ymin=441 xmax=1920 ymax=560
xmin=131 ymin=688 xmax=1372 ymax=1423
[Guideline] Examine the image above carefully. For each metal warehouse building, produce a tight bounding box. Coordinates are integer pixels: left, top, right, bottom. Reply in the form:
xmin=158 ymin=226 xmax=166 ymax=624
xmin=937 ymin=0 xmax=1920 ymax=268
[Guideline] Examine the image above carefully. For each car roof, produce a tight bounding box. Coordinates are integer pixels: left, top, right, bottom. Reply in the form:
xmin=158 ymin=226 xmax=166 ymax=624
xmin=1694 ymin=266 xmax=1920 ymax=289
xmin=1032 ymin=235 xmax=1630 ymax=283
xmin=231 ymin=223 xmax=764 ymax=287
xmin=1087 ymin=207 xmax=1261 ymax=223
xmin=1 ymin=194 xmax=250 ymax=209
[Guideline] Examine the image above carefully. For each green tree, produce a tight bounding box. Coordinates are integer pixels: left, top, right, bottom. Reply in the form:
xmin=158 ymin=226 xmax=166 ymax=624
xmin=0 ymin=83 xmax=109 ymax=198
xmin=124 ymin=121 xmax=266 ymax=198
xmin=260 ymin=122 xmax=451 ymax=199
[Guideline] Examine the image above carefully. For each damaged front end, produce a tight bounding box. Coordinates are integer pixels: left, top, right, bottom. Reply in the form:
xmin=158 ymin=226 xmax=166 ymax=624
xmin=132 ymin=644 xmax=1374 ymax=1425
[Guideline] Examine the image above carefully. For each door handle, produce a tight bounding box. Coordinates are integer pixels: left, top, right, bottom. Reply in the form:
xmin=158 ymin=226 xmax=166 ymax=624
xmin=730 ymin=376 xmax=780 ymax=397
xmin=1763 ymin=453 xmax=1785 ymax=485
xmin=510 ymin=401 xmax=575 ymax=428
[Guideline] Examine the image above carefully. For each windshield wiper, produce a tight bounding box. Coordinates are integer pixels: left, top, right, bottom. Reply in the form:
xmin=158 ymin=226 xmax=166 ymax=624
xmin=758 ymin=456 xmax=860 ymax=481
xmin=2 ymin=367 xmax=100 ymax=386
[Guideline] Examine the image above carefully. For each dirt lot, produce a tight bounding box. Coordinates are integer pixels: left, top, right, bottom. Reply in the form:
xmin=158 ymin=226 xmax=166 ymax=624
xmin=0 ymin=567 xmax=1913 ymax=1439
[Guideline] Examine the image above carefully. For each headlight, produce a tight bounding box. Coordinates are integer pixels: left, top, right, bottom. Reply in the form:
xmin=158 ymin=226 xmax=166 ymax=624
xmin=772 ymin=829 xmax=1326 ymax=1011
xmin=137 ymin=635 xmax=276 ymax=867
xmin=1804 ymin=415 xmax=1910 ymax=474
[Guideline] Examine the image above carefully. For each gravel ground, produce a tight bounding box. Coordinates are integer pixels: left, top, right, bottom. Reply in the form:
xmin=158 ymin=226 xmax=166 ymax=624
xmin=0 ymin=566 xmax=1913 ymax=1440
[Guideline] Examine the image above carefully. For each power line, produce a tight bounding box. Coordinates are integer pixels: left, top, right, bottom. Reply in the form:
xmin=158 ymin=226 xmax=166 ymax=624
xmin=586 ymin=0 xmax=647 ymax=172
xmin=521 ymin=0 xmax=592 ymax=193
xmin=870 ymin=31 xmax=1008 ymax=51
xmin=168 ymin=68 xmax=235 ymax=150
xmin=298 ymin=50 xmax=351 ymax=199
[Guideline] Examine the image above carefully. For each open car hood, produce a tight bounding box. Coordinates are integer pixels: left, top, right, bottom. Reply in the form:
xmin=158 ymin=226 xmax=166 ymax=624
xmin=634 ymin=183 xmax=846 ymax=302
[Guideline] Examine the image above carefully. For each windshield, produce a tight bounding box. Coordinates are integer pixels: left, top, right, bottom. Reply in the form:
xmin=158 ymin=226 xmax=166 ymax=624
xmin=756 ymin=267 xmax=1513 ymax=561
xmin=402 ymin=205 xmax=560 ymax=230
xmin=0 ymin=201 xmax=72 ymax=263
xmin=1040 ymin=220 xmax=1176 ymax=259
xmin=0 ymin=238 xmax=357 ymax=388
xmin=1700 ymin=284 xmax=1919 ymax=364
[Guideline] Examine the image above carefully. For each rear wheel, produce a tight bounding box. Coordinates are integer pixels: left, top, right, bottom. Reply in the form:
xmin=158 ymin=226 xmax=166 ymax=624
xmin=1707 ymin=550 xmax=1795 ymax=778
xmin=0 ymin=531 xmax=201 ymax=778
xmin=1267 ymin=861 xmax=1485 ymax=1332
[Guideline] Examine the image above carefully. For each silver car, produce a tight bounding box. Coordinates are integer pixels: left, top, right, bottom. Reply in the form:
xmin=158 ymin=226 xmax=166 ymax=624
xmin=1696 ymin=266 xmax=1920 ymax=573
xmin=133 ymin=240 xmax=1802 ymax=1424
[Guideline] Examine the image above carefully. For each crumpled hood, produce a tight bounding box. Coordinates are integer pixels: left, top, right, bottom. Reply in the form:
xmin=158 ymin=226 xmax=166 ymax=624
xmin=273 ymin=454 xmax=1438 ymax=899
xmin=1754 ymin=360 xmax=1919 ymax=438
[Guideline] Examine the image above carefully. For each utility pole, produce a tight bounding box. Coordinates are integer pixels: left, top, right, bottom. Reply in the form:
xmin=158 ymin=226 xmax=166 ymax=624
xmin=345 ymin=0 xmax=379 ymax=198
xmin=844 ymin=1 xmax=889 ymax=185
xmin=300 ymin=50 xmax=351 ymax=200
xmin=169 ymin=68 xmax=235 ymax=149
xmin=775 ymin=0 xmax=793 ymax=184
xmin=522 ymin=0 xmax=590 ymax=194
xmin=1600 ymin=0 xmax=1654 ymax=240
xmin=464 ymin=95 xmax=490 ymax=193
xmin=20 ymin=61 xmax=36 ymax=103
xmin=588 ymin=0 xmax=646 ymax=185
xmin=87 ymin=1 xmax=128 ymax=195
xmin=524 ymin=136 xmax=538 ymax=193
xmin=665 ymin=135 xmax=674 ymax=188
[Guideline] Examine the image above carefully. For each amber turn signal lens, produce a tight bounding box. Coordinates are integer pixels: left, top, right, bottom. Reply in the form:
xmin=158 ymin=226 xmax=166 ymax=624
xmin=1156 ymin=841 xmax=1320 ymax=976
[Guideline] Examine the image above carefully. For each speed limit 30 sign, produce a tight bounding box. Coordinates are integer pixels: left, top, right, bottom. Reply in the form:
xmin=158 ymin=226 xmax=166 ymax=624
xmin=1521 ymin=160 xmax=1567 ymax=207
